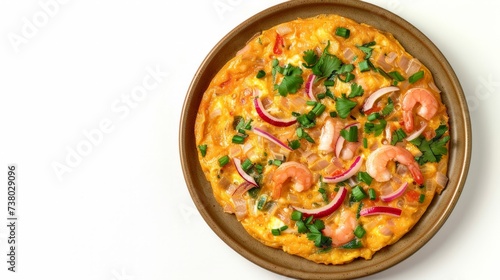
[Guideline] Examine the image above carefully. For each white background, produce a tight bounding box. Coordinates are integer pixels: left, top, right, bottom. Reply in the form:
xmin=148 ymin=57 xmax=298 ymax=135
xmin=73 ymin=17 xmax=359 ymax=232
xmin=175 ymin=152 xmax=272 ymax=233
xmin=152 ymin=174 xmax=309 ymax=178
xmin=0 ymin=0 xmax=498 ymax=279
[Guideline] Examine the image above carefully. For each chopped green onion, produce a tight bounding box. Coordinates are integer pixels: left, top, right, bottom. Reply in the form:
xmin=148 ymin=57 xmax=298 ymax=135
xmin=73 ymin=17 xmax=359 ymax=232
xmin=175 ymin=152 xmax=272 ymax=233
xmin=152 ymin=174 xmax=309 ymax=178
xmin=317 ymin=93 xmax=326 ymax=99
xmin=296 ymin=127 xmax=315 ymax=143
xmin=362 ymin=137 xmax=367 ymax=148
xmin=231 ymin=134 xmax=245 ymax=144
xmin=271 ymin=225 xmax=288 ymax=236
xmin=419 ymin=194 xmax=426 ymax=203
xmin=257 ymin=194 xmax=268 ymax=210
xmin=318 ymin=187 xmax=328 ymax=203
xmin=358 ymin=60 xmax=370 ymax=72
xmin=296 ymin=114 xmax=314 ymax=128
xmin=248 ymin=187 xmax=260 ymax=198
xmin=271 ymin=228 xmax=281 ymax=236
xmin=335 ymin=27 xmax=350 ymax=38
xmin=254 ymin=163 xmax=264 ymax=174
xmin=241 ymin=158 xmax=253 ymax=172
xmin=306 ymin=100 xmax=317 ymax=106
xmin=409 ymin=70 xmax=424 ymax=83
xmin=389 ymin=71 xmax=405 ymax=82
xmin=198 ymin=144 xmax=207 ymax=157
xmin=357 ymin=171 xmax=373 ymax=185
xmin=218 ymin=155 xmax=230 ymax=167
xmin=330 ymin=111 xmax=337 ymax=118
xmin=356 ymin=201 xmax=363 ymax=219
xmin=311 ymin=102 xmax=326 ymax=117
xmin=271 ymin=159 xmax=282 ymax=166
xmin=341 ymin=238 xmax=363 ymax=249
xmin=351 ymin=185 xmax=367 ymax=201
xmin=354 ymin=225 xmax=366 ymax=238
xmin=325 ymin=88 xmax=335 ymax=99
xmin=375 ymin=67 xmax=391 ymax=79
xmin=368 ymin=188 xmax=376 ymax=200
xmin=256 ymin=70 xmax=266 ymax=79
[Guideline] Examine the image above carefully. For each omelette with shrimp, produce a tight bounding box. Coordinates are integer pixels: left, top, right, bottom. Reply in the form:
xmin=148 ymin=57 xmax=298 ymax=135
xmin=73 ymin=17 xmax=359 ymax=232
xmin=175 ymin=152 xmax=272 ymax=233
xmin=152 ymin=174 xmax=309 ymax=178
xmin=194 ymin=14 xmax=450 ymax=264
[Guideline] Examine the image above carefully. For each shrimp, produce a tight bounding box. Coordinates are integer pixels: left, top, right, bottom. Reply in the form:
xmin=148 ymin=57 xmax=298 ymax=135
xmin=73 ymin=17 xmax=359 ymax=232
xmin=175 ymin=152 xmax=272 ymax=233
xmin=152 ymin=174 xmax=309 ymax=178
xmin=366 ymin=145 xmax=424 ymax=185
xmin=271 ymin=161 xmax=313 ymax=199
xmin=318 ymin=118 xmax=344 ymax=153
xmin=402 ymin=87 xmax=438 ymax=132
xmin=322 ymin=210 xmax=357 ymax=247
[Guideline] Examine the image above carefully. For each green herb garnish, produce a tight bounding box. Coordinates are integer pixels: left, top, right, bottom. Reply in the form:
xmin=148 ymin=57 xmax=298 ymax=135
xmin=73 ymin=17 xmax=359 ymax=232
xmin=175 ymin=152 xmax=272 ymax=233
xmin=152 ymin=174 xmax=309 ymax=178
xmin=409 ymin=70 xmax=424 ymax=83
xmin=198 ymin=144 xmax=207 ymax=157
xmin=335 ymin=95 xmax=357 ymax=119
xmin=410 ymin=124 xmax=450 ymax=165
xmin=272 ymin=59 xmax=304 ymax=96
xmin=335 ymin=27 xmax=350 ymax=38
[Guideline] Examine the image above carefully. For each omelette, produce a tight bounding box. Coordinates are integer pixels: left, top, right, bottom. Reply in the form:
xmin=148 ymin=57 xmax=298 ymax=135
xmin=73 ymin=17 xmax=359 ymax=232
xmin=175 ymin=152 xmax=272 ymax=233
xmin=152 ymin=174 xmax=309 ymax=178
xmin=194 ymin=14 xmax=450 ymax=264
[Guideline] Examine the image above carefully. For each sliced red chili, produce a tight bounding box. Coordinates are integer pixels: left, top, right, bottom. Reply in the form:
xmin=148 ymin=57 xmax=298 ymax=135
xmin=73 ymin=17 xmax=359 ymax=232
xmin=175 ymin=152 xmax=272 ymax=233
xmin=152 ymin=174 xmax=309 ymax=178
xmin=273 ymin=33 xmax=284 ymax=55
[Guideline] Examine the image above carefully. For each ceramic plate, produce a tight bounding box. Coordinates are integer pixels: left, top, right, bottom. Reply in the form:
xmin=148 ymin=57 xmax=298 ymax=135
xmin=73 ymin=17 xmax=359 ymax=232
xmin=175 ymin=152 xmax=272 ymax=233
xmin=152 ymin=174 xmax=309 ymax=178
xmin=179 ymin=0 xmax=471 ymax=278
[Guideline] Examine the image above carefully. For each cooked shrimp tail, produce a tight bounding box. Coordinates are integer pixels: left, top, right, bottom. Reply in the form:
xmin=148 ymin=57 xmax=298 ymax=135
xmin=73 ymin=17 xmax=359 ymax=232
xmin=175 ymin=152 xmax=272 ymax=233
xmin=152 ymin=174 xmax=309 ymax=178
xmin=402 ymin=88 xmax=438 ymax=132
xmin=272 ymin=162 xmax=314 ymax=199
xmin=322 ymin=210 xmax=356 ymax=247
xmin=366 ymin=145 xmax=424 ymax=185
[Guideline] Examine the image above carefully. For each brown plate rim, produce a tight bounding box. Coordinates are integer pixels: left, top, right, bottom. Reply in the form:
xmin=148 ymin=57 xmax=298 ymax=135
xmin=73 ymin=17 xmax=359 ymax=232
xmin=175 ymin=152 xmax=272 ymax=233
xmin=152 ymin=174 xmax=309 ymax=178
xmin=179 ymin=0 xmax=472 ymax=279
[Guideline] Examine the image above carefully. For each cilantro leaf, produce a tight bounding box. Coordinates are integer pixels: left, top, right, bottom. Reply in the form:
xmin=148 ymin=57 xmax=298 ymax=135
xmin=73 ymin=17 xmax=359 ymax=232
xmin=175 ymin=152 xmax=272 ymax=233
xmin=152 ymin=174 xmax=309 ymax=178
xmin=364 ymin=119 xmax=387 ymax=136
xmin=338 ymin=64 xmax=354 ymax=74
xmin=381 ymin=98 xmax=394 ymax=116
xmin=430 ymin=135 xmax=450 ymax=159
xmin=272 ymin=62 xmax=304 ymax=96
xmin=311 ymin=41 xmax=342 ymax=79
xmin=390 ymin=128 xmax=407 ymax=145
xmin=410 ymin=126 xmax=450 ymax=165
xmin=302 ymin=50 xmax=318 ymax=68
xmin=312 ymin=54 xmax=342 ymax=79
xmin=348 ymin=83 xmax=364 ymax=98
xmin=356 ymin=41 xmax=376 ymax=59
xmin=336 ymin=95 xmax=357 ymax=119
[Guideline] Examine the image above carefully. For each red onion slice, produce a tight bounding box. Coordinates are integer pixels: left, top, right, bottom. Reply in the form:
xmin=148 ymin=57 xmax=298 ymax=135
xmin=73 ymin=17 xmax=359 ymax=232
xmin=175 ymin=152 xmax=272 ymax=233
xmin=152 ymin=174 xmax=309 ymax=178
xmin=253 ymin=98 xmax=297 ymax=127
xmin=323 ymin=156 xmax=363 ymax=183
xmin=380 ymin=182 xmax=408 ymax=202
xmin=233 ymin=158 xmax=258 ymax=187
xmin=362 ymin=86 xmax=399 ymax=112
xmin=292 ymin=187 xmax=347 ymax=218
xmin=305 ymin=74 xmax=316 ymax=101
xmin=360 ymin=206 xmax=402 ymax=217
xmin=252 ymin=127 xmax=292 ymax=151
xmin=405 ymin=122 xmax=428 ymax=141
